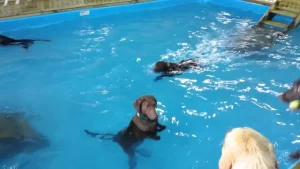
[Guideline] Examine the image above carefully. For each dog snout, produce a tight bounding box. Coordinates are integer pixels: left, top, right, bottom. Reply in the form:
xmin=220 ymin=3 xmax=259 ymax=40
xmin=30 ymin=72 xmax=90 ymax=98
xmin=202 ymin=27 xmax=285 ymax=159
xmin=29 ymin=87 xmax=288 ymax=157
xmin=279 ymin=88 xmax=300 ymax=103
xmin=147 ymin=108 xmax=158 ymax=120
xmin=278 ymin=93 xmax=284 ymax=101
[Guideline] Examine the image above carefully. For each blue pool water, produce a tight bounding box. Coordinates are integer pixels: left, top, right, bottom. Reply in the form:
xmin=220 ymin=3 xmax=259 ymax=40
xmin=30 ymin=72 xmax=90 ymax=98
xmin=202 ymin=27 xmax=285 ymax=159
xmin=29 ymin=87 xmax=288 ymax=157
xmin=0 ymin=1 xmax=300 ymax=169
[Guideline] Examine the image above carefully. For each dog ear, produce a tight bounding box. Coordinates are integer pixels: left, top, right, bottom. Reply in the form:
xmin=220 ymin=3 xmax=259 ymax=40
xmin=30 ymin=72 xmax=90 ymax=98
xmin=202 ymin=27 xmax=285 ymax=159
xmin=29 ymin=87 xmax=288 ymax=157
xmin=219 ymin=131 xmax=233 ymax=169
xmin=218 ymin=153 xmax=232 ymax=169
xmin=275 ymin=160 xmax=279 ymax=169
xmin=148 ymin=95 xmax=157 ymax=105
xmin=133 ymin=97 xmax=144 ymax=112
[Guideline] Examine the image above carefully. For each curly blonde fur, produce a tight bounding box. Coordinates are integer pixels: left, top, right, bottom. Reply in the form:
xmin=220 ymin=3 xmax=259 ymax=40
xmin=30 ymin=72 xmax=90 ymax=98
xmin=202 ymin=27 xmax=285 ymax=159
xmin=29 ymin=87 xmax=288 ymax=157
xmin=219 ymin=127 xmax=279 ymax=169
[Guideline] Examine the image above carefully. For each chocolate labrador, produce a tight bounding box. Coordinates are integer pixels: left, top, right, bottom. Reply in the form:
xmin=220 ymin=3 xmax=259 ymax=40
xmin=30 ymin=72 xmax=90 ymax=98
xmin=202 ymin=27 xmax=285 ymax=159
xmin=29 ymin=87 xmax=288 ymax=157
xmin=278 ymin=78 xmax=300 ymax=110
xmin=0 ymin=34 xmax=50 ymax=49
xmin=84 ymin=95 xmax=166 ymax=169
xmin=153 ymin=59 xmax=200 ymax=81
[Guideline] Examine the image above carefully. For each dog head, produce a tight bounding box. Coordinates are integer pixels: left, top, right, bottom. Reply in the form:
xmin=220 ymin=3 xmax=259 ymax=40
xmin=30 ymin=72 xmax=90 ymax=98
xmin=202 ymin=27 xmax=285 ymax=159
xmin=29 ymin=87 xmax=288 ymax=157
xmin=133 ymin=95 xmax=158 ymax=121
xmin=154 ymin=61 xmax=170 ymax=73
xmin=278 ymin=79 xmax=300 ymax=108
xmin=219 ymin=127 xmax=278 ymax=169
xmin=290 ymin=150 xmax=300 ymax=162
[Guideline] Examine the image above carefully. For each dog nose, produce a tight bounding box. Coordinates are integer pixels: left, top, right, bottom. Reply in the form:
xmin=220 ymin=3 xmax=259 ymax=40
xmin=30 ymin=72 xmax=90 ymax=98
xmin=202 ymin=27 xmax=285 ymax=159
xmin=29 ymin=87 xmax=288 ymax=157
xmin=147 ymin=110 xmax=158 ymax=120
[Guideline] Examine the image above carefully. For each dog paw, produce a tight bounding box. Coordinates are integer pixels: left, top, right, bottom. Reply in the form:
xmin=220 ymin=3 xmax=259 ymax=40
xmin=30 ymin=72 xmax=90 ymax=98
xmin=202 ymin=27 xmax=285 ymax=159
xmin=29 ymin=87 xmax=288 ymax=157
xmin=161 ymin=125 xmax=166 ymax=130
xmin=136 ymin=148 xmax=151 ymax=157
xmin=157 ymin=125 xmax=166 ymax=132
xmin=154 ymin=135 xmax=161 ymax=140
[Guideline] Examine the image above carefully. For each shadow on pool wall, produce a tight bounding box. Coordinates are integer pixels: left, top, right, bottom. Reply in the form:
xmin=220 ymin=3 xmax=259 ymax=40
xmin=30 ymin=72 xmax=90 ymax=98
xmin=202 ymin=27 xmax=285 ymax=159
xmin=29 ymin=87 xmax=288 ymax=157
xmin=0 ymin=0 xmax=283 ymax=33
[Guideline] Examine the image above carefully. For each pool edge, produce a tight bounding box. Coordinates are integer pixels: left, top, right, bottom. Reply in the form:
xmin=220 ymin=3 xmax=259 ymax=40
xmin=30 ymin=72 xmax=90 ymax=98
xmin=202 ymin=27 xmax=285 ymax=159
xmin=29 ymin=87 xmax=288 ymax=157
xmin=0 ymin=0 xmax=196 ymax=32
xmin=0 ymin=0 xmax=273 ymax=32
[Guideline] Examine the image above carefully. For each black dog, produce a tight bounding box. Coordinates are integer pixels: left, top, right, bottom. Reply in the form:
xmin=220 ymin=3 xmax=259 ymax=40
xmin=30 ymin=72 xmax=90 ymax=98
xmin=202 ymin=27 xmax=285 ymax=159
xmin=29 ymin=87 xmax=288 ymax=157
xmin=84 ymin=95 xmax=166 ymax=169
xmin=228 ymin=25 xmax=285 ymax=54
xmin=153 ymin=59 xmax=200 ymax=81
xmin=289 ymin=150 xmax=300 ymax=168
xmin=278 ymin=78 xmax=300 ymax=110
xmin=0 ymin=34 xmax=50 ymax=49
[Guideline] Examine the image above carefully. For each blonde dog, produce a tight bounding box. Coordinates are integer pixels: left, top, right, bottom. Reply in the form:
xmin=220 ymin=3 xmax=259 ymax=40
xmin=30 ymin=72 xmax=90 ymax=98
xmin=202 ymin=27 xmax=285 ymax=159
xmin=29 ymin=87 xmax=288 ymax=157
xmin=219 ymin=127 xmax=279 ymax=169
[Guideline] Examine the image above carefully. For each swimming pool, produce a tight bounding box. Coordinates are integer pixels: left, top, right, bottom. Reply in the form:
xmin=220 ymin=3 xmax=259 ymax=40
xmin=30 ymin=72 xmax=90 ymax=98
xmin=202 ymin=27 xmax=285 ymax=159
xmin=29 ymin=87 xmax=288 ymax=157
xmin=0 ymin=0 xmax=300 ymax=169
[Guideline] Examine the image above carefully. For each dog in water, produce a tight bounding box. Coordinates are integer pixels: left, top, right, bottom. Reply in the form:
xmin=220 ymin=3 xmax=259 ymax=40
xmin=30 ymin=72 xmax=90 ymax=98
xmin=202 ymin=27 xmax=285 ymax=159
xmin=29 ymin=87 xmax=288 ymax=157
xmin=278 ymin=78 xmax=300 ymax=110
xmin=228 ymin=25 xmax=285 ymax=54
xmin=84 ymin=95 xmax=166 ymax=169
xmin=0 ymin=35 xmax=50 ymax=49
xmin=289 ymin=150 xmax=300 ymax=169
xmin=0 ymin=112 xmax=49 ymax=160
xmin=219 ymin=127 xmax=279 ymax=169
xmin=153 ymin=59 xmax=200 ymax=81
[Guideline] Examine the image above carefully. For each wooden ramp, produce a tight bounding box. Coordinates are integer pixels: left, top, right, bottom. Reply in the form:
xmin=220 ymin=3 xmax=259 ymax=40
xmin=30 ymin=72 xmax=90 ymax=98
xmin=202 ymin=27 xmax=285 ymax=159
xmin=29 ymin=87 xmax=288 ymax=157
xmin=258 ymin=0 xmax=300 ymax=33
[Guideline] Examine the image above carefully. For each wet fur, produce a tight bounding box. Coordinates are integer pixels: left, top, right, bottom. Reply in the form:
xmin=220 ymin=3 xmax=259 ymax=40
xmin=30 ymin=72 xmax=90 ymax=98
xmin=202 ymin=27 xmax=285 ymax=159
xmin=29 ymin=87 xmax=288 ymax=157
xmin=228 ymin=25 xmax=285 ymax=55
xmin=278 ymin=78 xmax=300 ymax=110
xmin=219 ymin=127 xmax=279 ymax=169
xmin=0 ymin=35 xmax=50 ymax=49
xmin=279 ymin=78 xmax=300 ymax=103
xmin=290 ymin=150 xmax=300 ymax=161
xmin=84 ymin=95 xmax=166 ymax=169
xmin=153 ymin=59 xmax=199 ymax=81
xmin=288 ymin=150 xmax=300 ymax=169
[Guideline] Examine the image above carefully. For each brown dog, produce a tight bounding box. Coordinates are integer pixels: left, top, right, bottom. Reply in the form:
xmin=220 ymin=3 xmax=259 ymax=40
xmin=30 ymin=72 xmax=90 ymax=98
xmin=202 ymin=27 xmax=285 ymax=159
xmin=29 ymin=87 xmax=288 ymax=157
xmin=278 ymin=78 xmax=300 ymax=110
xmin=219 ymin=127 xmax=279 ymax=169
xmin=84 ymin=95 xmax=166 ymax=169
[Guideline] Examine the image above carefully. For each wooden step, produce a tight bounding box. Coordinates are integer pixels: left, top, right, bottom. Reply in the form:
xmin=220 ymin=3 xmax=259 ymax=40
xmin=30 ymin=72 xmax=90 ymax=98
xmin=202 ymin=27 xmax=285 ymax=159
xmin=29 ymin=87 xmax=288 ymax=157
xmin=277 ymin=6 xmax=300 ymax=13
xmin=270 ymin=9 xmax=298 ymax=18
xmin=262 ymin=20 xmax=289 ymax=29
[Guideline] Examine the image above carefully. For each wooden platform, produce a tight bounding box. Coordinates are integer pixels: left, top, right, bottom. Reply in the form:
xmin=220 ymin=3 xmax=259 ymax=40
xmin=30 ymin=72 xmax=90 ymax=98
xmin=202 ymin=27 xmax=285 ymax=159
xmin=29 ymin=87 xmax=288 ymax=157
xmin=0 ymin=0 xmax=152 ymax=20
xmin=257 ymin=0 xmax=300 ymax=33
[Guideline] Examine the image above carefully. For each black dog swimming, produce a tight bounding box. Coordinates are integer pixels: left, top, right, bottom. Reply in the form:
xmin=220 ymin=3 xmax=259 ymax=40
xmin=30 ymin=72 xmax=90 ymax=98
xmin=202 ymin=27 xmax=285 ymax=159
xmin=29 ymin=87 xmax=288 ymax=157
xmin=278 ymin=78 xmax=300 ymax=110
xmin=0 ymin=34 xmax=50 ymax=49
xmin=84 ymin=95 xmax=166 ymax=169
xmin=288 ymin=150 xmax=300 ymax=168
xmin=227 ymin=26 xmax=285 ymax=55
xmin=153 ymin=59 xmax=200 ymax=81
